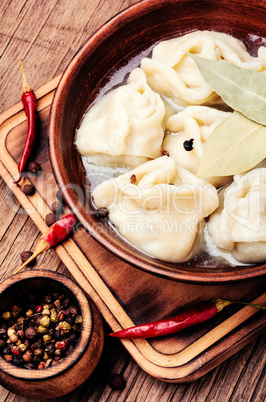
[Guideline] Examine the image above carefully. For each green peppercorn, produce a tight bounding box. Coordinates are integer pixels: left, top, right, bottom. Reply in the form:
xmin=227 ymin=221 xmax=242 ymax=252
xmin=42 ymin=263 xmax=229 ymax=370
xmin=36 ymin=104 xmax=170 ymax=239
xmin=26 ymin=309 xmax=34 ymax=317
xmin=37 ymin=325 xmax=48 ymax=334
xmin=54 ymin=348 xmax=61 ymax=356
xmin=7 ymin=328 xmax=16 ymax=337
xmin=43 ymin=352 xmax=49 ymax=361
xmin=74 ymin=315 xmax=82 ymax=324
xmin=2 ymin=311 xmax=12 ymax=320
xmin=58 ymin=321 xmax=71 ymax=333
xmin=42 ymin=308 xmax=50 ymax=316
xmin=19 ymin=344 xmax=27 ymax=353
xmin=43 ymin=335 xmax=51 ymax=344
xmin=50 ymin=308 xmax=58 ymax=323
xmin=10 ymin=334 xmax=18 ymax=343
xmin=40 ymin=316 xmax=50 ymax=328
xmin=17 ymin=317 xmax=24 ymax=325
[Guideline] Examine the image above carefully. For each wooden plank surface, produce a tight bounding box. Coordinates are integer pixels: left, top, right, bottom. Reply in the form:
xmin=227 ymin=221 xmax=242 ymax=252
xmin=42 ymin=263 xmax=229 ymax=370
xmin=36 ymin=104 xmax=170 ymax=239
xmin=0 ymin=1 xmax=265 ymax=401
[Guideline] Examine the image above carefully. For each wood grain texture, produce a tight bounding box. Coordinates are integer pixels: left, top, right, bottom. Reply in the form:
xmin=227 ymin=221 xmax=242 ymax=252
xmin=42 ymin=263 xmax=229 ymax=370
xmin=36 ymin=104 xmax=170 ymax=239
xmin=0 ymin=0 xmax=265 ymax=401
xmin=1 ymin=92 xmax=265 ymax=382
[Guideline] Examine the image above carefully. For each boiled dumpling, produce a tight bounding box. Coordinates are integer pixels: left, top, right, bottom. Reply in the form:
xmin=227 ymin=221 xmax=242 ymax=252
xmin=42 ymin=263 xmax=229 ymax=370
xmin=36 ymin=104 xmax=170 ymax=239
xmin=92 ymin=156 xmax=219 ymax=263
xmin=208 ymin=168 xmax=266 ymax=263
xmin=75 ymin=68 xmax=166 ymax=168
xmin=141 ymin=30 xmax=266 ymax=107
xmin=162 ymin=106 xmax=231 ymax=186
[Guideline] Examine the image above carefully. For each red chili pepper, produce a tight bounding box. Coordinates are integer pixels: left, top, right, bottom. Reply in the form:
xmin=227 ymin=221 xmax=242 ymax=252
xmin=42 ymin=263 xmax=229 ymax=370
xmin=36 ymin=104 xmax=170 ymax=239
xmin=14 ymin=59 xmax=38 ymax=184
xmin=109 ymin=299 xmax=266 ymax=339
xmin=13 ymin=214 xmax=78 ymax=274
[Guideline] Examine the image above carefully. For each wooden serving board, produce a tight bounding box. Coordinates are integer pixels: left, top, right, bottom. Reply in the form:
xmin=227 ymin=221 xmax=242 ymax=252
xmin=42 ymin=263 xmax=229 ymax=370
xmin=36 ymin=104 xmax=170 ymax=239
xmin=0 ymin=77 xmax=265 ymax=383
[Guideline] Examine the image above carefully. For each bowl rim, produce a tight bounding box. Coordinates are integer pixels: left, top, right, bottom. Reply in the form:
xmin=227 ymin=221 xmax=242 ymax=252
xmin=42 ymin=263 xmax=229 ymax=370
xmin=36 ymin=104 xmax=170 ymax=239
xmin=48 ymin=0 xmax=266 ymax=284
xmin=0 ymin=270 xmax=92 ymax=380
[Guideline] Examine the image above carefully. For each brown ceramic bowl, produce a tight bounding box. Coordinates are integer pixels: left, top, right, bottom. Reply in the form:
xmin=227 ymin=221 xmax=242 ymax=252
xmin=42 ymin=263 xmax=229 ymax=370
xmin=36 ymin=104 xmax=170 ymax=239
xmin=0 ymin=270 xmax=104 ymax=399
xmin=49 ymin=0 xmax=266 ymax=284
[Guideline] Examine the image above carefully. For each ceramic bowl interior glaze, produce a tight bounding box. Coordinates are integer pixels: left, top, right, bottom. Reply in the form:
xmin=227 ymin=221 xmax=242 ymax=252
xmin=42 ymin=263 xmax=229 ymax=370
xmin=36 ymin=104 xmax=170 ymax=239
xmin=49 ymin=0 xmax=266 ymax=283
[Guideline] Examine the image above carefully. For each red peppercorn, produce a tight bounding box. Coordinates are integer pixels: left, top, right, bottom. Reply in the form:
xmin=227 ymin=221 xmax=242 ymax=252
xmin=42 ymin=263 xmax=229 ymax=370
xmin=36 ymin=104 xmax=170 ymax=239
xmin=35 ymin=305 xmax=43 ymax=313
xmin=55 ymin=340 xmax=67 ymax=350
xmin=11 ymin=346 xmax=20 ymax=355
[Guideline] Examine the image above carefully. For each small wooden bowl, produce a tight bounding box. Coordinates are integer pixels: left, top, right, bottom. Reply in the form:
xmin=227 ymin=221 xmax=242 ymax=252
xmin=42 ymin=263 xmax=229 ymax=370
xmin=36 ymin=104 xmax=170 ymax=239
xmin=0 ymin=270 xmax=104 ymax=399
xmin=49 ymin=0 xmax=266 ymax=283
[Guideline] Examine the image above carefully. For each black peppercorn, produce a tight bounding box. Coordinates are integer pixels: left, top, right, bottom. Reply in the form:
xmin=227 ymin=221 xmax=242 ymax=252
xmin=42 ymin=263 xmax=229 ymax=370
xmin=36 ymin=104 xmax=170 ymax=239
xmin=20 ymin=251 xmax=36 ymax=267
xmin=161 ymin=150 xmax=170 ymax=157
xmin=45 ymin=212 xmax=57 ymax=227
xmin=22 ymin=184 xmax=36 ymax=196
xmin=0 ymin=328 xmax=7 ymax=337
xmin=2 ymin=347 xmax=10 ymax=356
xmin=109 ymin=373 xmax=126 ymax=390
xmin=130 ymin=174 xmax=137 ymax=184
xmin=68 ymin=306 xmax=79 ymax=316
xmin=56 ymin=190 xmax=65 ymax=205
xmin=96 ymin=207 xmax=109 ymax=219
xmin=183 ymin=138 xmax=194 ymax=151
xmin=51 ymin=201 xmax=63 ymax=215
xmin=13 ymin=355 xmax=23 ymax=366
xmin=45 ymin=343 xmax=55 ymax=355
xmin=25 ymin=327 xmax=37 ymax=340
xmin=28 ymin=161 xmax=41 ymax=173
xmin=32 ymin=354 xmax=42 ymax=364
xmin=65 ymin=316 xmax=74 ymax=325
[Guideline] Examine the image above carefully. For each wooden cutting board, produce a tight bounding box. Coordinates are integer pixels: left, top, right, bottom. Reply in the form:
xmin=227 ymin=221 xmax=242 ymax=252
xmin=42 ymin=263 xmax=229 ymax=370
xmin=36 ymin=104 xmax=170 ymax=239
xmin=0 ymin=77 xmax=265 ymax=383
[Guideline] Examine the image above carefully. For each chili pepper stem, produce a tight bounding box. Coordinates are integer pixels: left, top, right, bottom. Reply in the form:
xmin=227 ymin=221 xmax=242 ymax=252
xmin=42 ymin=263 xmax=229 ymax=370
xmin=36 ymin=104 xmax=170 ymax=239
xmin=213 ymin=298 xmax=266 ymax=311
xmin=13 ymin=238 xmax=50 ymax=275
xmin=18 ymin=58 xmax=32 ymax=93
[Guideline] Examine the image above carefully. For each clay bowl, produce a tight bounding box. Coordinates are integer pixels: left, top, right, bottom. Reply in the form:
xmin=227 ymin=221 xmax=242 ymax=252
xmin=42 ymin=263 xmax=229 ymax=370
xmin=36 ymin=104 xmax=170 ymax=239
xmin=0 ymin=270 xmax=104 ymax=399
xmin=49 ymin=0 xmax=266 ymax=284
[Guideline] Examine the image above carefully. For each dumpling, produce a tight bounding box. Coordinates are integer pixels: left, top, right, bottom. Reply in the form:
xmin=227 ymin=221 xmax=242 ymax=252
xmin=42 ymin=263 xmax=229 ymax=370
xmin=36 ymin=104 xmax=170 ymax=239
xmin=208 ymin=168 xmax=266 ymax=263
xmin=141 ymin=30 xmax=266 ymax=107
xmin=162 ymin=106 xmax=231 ymax=186
xmin=75 ymin=68 xmax=166 ymax=168
xmin=92 ymin=156 xmax=219 ymax=263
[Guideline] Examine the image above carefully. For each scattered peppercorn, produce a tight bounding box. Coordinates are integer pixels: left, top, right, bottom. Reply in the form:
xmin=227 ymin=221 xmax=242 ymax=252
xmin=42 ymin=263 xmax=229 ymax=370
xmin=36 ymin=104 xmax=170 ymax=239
xmin=51 ymin=201 xmax=63 ymax=215
xmin=20 ymin=251 xmax=36 ymax=267
xmin=0 ymin=291 xmax=82 ymax=370
xmin=28 ymin=161 xmax=41 ymax=174
xmin=109 ymin=373 xmax=126 ymax=390
xmin=96 ymin=207 xmax=109 ymax=219
xmin=183 ymin=138 xmax=194 ymax=151
xmin=2 ymin=312 xmax=12 ymax=321
xmin=56 ymin=190 xmax=65 ymax=205
xmin=45 ymin=212 xmax=57 ymax=227
xmin=25 ymin=327 xmax=37 ymax=340
xmin=130 ymin=174 xmax=137 ymax=184
xmin=161 ymin=150 xmax=170 ymax=157
xmin=22 ymin=184 xmax=36 ymax=196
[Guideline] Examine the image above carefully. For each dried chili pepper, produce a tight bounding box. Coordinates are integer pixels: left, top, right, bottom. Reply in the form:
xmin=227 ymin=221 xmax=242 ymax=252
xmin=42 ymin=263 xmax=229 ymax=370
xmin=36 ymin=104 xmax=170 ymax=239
xmin=13 ymin=214 xmax=78 ymax=274
xmin=14 ymin=59 xmax=38 ymax=183
xmin=109 ymin=299 xmax=266 ymax=339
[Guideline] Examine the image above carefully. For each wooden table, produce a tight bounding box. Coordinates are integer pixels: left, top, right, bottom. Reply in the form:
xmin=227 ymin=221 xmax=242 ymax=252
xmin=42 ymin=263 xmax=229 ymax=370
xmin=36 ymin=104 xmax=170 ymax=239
xmin=0 ymin=1 xmax=265 ymax=401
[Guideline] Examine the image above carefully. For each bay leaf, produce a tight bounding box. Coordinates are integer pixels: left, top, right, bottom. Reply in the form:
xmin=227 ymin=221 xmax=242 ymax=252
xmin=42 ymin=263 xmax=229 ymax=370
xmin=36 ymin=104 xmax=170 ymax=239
xmin=188 ymin=53 xmax=266 ymax=125
xmin=197 ymin=111 xmax=266 ymax=178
